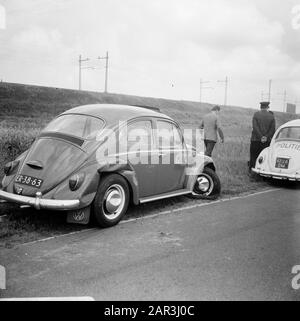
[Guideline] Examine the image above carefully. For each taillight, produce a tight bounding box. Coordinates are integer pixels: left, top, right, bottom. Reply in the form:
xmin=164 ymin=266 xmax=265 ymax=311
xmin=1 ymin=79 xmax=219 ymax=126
xmin=4 ymin=161 xmax=19 ymax=176
xmin=69 ymin=173 xmax=85 ymax=191
xmin=258 ymin=156 xmax=264 ymax=164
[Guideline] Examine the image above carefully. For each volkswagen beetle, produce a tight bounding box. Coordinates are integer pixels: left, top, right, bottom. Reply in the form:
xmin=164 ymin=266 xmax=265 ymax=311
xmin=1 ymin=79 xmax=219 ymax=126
xmin=253 ymin=119 xmax=300 ymax=182
xmin=0 ymin=104 xmax=221 ymax=227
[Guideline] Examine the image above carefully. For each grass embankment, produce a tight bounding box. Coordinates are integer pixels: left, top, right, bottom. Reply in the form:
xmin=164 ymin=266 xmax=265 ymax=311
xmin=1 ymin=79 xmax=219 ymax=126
xmin=0 ymin=82 xmax=298 ymax=248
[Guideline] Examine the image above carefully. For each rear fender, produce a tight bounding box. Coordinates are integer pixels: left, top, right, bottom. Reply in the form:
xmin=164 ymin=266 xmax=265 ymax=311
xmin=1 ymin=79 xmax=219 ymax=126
xmin=98 ymin=162 xmax=139 ymax=205
xmin=51 ymin=162 xmax=101 ymax=209
xmin=1 ymin=150 xmax=29 ymax=190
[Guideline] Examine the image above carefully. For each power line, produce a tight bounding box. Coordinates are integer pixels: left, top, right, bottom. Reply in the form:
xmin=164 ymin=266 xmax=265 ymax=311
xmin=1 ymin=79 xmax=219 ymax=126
xmin=199 ymin=79 xmax=213 ymax=104
xmin=78 ymin=53 xmax=109 ymax=92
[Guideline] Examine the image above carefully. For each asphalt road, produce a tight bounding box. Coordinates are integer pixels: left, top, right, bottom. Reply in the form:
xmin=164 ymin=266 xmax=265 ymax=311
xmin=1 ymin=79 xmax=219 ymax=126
xmin=1 ymin=187 xmax=300 ymax=301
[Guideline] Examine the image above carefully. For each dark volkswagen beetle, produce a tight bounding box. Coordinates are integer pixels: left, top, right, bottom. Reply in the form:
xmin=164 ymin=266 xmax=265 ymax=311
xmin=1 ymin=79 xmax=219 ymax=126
xmin=0 ymin=104 xmax=221 ymax=227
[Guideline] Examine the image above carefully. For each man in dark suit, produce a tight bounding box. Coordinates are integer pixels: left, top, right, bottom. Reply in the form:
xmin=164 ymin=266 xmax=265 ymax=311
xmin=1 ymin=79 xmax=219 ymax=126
xmin=249 ymin=102 xmax=276 ymax=171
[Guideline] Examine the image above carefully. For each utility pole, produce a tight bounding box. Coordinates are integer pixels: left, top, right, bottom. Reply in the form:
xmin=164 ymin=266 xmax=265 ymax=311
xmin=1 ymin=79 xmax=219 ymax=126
xmin=295 ymin=98 xmax=299 ymax=114
xmin=218 ymin=76 xmax=229 ymax=107
xmin=278 ymin=90 xmax=287 ymax=112
xmin=283 ymin=90 xmax=287 ymax=112
xmin=268 ymin=79 xmax=272 ymax=102
xmin=98 ymin=51 xmax=109 ymax=93
xmin=261 ymin=90 xmax=272 ymax=102
xmin=199 ymin=79 xmax=211 ymax=104
xmin=79 ymin=55 xmax=90 ymax=90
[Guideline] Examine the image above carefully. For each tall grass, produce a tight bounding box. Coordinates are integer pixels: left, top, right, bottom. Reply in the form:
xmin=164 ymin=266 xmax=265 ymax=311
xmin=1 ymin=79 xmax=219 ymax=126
xmin=0 ymin=120 xmax=43 ymax=180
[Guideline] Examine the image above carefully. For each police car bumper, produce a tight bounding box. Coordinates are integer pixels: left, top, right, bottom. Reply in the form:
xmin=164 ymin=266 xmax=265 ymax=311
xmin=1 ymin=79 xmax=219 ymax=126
xmin=0 ymin=189 xmax=80 ymax=210
xmin=252 ymin=169 xmax=300 ymax=181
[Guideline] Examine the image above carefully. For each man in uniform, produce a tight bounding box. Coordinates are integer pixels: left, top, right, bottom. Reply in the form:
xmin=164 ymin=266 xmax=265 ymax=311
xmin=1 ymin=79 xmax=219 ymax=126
xmin=249 ymin=101 xmax=276 ymax=172
xmin=200 ymin=105 xmax=224 ymax=157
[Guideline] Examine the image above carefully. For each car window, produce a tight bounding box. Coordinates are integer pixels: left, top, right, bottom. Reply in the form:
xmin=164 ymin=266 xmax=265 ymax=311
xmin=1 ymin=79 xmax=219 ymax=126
xmin=276 ymin=127 xmax=300 ymax=141
xmin=43 ymin=114 xmax=105 ymax=140
xmin=173 ymin=125 xmax=183 ymax=148
xmin=157 ymin=121 xmax=183 ymax=149
xmin=127 ymin=120 xmax=153 ymax=152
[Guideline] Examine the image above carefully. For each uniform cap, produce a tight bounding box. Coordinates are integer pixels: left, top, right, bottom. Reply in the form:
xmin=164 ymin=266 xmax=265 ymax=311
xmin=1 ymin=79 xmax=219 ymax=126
xmin=260 ymin=101 xmax=270 ymax=108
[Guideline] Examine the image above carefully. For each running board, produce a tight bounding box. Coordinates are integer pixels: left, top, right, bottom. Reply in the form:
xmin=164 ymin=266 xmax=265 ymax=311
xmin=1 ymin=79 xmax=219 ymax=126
xmin=140 ymin=189 xmax=191 ymax=204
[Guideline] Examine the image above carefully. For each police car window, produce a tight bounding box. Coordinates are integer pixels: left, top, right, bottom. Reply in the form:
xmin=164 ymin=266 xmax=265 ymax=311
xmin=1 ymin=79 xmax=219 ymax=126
xmin=157 ymin=121 xmax=183 ymax=149
xmin=276 ymin=127 xmax=300 ymax=141
xmin=127 ymin=121 xmax=153 ymax=151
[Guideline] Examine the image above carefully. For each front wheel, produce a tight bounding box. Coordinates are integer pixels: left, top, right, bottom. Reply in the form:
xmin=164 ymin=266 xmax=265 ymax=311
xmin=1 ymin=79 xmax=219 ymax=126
xmin=93 ymin=174 xmax=130 ymax=228
xmin=189 ymin=167 xmax=221 ymax=200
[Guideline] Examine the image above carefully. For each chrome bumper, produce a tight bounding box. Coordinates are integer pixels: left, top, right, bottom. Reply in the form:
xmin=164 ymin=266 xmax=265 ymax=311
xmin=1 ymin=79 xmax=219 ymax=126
xmin=0 ymin=190 xmax=80 ymax=210
xmin=252 ymin=169 xmax=300 ymax=181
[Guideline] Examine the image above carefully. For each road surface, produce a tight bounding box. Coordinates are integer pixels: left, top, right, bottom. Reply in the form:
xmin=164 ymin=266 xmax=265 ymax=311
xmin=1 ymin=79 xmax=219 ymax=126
xmin=1 ymin=188 xmax=300 ymax=301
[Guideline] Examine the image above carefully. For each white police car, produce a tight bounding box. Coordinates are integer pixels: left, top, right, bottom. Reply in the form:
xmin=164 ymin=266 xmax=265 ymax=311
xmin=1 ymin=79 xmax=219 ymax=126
xmin=253 ymin=119 xmax=300 ymax=181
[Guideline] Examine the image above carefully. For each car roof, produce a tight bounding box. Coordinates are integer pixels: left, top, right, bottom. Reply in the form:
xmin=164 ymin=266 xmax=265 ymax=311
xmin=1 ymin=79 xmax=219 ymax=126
xmin=279 ymin=119 xmax=300 ymax=128
xmin=62 ymin=104 xmax=172 ymax=125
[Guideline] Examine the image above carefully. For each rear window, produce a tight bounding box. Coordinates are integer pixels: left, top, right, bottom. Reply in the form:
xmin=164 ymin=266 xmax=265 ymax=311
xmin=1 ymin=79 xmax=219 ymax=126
xmin=43 ymin=114 xmax=105 ymax=140
xmin=276 ymin=127 xmax=300 ymax=141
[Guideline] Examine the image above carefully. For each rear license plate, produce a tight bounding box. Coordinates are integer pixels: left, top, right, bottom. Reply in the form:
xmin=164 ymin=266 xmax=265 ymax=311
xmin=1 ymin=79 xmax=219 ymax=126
xmin=15 ymin=175 xmax=43 ymax=188
xmin=275 ymin=157 xmax=290 ymax=169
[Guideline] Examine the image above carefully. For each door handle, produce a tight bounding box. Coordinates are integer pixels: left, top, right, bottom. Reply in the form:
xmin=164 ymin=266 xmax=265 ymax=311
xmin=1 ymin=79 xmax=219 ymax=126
xmin=159 ymin=153 xmax=167 ymax=158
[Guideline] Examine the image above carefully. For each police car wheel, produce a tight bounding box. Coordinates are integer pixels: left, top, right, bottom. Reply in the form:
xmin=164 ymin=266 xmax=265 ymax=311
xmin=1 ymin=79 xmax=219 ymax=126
xmin=190 ymin=167 xmax=221 ymax=200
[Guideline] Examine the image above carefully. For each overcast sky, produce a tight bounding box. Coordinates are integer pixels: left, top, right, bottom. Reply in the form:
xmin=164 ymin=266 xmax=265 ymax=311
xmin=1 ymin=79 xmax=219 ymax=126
xmin=0 ymin=0 xmax=300 ymax=112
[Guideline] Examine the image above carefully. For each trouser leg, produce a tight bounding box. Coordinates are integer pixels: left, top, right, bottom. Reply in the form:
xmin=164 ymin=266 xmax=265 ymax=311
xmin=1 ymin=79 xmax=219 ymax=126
xmin=204 ymin=140 xmax=216 ymax=157
xmin=250 ymin=141 xmax=258 ymax=169
xmin=250 ymin=141 xmax=268 ymax=169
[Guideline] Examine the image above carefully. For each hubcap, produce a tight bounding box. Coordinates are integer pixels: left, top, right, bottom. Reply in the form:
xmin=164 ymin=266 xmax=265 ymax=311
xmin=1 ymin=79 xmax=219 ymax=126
xmin=197 ymin=176 xmax=210 ymax=192
xmin=102 ymin=184 xmax=126 ymax=220
xmin=193 ymin=174 xmax=214 ymax=196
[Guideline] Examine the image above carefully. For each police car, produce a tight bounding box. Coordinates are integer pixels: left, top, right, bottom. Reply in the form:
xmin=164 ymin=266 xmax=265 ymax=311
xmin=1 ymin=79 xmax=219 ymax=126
xmin=253 ymin=119 xmax=300 ymax=181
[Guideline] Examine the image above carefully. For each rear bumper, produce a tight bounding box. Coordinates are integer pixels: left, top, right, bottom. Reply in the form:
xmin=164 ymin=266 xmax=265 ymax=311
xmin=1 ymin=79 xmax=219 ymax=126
xmin=252 ymin=169 xmax=300 ymax=181
xmin=0 ymin=189 xmax=80 ymax=210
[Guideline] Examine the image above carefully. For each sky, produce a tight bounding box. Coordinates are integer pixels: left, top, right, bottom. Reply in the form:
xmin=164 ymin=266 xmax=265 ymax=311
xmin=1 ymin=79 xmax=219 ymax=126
xmin=0 ymin=0 xmax=300 ymax=113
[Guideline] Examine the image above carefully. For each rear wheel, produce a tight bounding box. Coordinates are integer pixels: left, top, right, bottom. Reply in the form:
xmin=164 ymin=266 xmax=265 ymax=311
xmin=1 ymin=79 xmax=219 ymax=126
xmin=93 ymin=174 xmax=130 ymax=228
xmin=190 ymin=167 xmax=221 ymax=200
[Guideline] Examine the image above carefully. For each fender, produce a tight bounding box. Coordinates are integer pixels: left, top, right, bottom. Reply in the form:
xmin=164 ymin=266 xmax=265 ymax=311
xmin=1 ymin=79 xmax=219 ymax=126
xmin=1 ymin=150 xmax=29 ymax=190
xmin=185 ymin=153 xmax=216 ymax=191
xmin=98 ymin=161 xmax=140 ymax=205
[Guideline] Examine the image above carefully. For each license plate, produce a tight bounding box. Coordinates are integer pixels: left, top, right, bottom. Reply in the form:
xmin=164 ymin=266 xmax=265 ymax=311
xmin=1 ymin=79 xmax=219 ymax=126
xmin=15 ymin=175 xmax=43 ymax=188
xmin=275 ymin=157 xmax=290 ymax=169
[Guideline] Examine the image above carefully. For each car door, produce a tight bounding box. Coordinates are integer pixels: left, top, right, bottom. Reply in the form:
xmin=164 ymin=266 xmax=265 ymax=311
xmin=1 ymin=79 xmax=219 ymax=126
xmin=154 ymin=120 xmax=187 ymax=194
xmin=125 ymin=119 xmax=158 ymax=198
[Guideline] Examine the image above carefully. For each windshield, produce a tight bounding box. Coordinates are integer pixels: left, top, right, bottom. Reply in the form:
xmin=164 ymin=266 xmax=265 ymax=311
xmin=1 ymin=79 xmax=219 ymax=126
xmin=43 ymin=114 xmax=105 ymax=140
xmin=276 ymin=126 xmax=300 ymax=141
